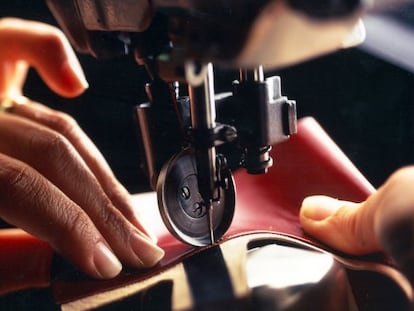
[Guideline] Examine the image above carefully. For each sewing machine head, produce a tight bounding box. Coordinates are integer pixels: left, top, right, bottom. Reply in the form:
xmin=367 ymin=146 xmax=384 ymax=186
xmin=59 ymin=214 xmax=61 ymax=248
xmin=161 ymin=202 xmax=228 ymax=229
xmin=46 ymin=0 xmax=366 ymax=68
xmin=45 ymin=0 xmax=366 ymax=246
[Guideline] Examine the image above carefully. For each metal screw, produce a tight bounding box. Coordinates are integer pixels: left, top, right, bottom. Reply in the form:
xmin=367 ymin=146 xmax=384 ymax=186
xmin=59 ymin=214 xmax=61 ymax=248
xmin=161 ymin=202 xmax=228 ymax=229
xmin=180 ymin=186 xmax=190 ymax=200
xmin=193 ymin=202 xmax=205 ymax=217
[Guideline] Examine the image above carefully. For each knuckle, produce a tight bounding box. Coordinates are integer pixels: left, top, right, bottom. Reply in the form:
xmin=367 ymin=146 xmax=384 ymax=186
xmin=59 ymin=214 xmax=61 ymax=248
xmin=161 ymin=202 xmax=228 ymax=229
xmin=106 ymin=185 xmax=130 ymax=207
xmin=352 ymin=213 xmax=369 ymax=252
xmin=383 ymin=166 xmax=414 ymax=210
xmin=39 ymin=28 xmax=67 ymax=53
xmin=37 ymin=130 xmax=74 ymax=164
xmin=47 ymin=111 xmax=79 ymax=138
xmin=100 ymin=204 xmax=129 ymax=240
xmin=388 ymin=166 xmax=414 ymax=186
xmin=378 ymin=165 xmax=414 ymax=229
xmin=63 ymin=208 xmax=90 ymax=238
xmin=2 ymin=164 xmax=30 ymax=193
xmin=102 ymin=206 xmax=121 ymax=228
xmin=50 ymin=207 xmax=92 ymax=248
xmin=332 ymin=206 xmax=368 ymax=253
xmin=8 ymin=165 xmax=31 ymax=190
xmin=24 ymin=127 xmax=79 ymax=178
xmin=0 ymin=160 xmax=43 ymax=204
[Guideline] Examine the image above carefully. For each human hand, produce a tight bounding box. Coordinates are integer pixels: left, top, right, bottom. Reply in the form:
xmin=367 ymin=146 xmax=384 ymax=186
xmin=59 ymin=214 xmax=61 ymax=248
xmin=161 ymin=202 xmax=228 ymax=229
xmin=0 ymin=18 xmax=164 ymax=279
xmin=300 ymin=166 xmax=414 ymax=284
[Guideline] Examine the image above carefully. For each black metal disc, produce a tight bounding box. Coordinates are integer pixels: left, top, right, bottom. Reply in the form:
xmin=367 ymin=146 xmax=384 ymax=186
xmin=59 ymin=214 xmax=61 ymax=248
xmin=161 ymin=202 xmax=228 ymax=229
xmin=157 ymin=149 xmax=235 ymax=246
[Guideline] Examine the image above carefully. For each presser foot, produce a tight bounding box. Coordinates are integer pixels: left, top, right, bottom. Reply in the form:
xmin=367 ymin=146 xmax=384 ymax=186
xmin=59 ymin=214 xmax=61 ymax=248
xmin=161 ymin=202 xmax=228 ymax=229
xmin=157 ymin=148 xmax=235 ymax=246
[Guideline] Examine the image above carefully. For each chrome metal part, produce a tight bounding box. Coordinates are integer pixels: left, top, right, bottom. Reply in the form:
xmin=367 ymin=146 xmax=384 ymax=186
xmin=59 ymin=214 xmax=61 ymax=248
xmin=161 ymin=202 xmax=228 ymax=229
xmin=240 ymin=66 xmax=264 ymax=82
xmin=157 ymin=149 xmax=235 ymax=246
xmin=207 ymin=201 xmax=214 ymax=244
xmin=187 ymin=62 xmax=220 ymax=244
xmin=187 ymin=63 xmax=217 ymax=193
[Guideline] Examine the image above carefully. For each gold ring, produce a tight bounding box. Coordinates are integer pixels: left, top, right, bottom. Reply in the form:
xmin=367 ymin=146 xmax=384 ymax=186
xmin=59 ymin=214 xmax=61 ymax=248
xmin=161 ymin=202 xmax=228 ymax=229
xmin=0 ymin=96 xmax=29 ymax=112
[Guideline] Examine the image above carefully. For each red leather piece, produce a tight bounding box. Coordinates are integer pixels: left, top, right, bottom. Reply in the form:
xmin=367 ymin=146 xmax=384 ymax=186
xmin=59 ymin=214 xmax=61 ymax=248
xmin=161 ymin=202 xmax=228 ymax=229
xmin=0 ymin=117 xmax=376 ymax=302
xmin=229 ymin=116 xmax=375 ymax=240
xmin=0 ymin=228 xmax=53 ymax=295
xmin=53 ymin=117 xmax=376 ymax=304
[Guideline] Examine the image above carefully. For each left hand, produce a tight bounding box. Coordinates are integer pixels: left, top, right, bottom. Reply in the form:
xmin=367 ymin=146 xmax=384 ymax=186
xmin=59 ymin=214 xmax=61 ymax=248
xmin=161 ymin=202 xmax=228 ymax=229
xmin=0 ymin=18 xmax=164 ymax=279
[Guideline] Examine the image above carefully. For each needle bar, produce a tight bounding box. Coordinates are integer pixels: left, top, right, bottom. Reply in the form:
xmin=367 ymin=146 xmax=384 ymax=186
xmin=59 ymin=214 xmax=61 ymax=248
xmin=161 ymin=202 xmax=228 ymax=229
xmin=207 ymin=201 xmax=215 ymax=244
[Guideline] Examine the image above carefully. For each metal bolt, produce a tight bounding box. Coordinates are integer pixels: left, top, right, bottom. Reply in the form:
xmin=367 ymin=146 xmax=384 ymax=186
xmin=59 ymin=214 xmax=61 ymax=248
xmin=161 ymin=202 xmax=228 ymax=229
xmin=193 ymin=202 xmax=205 ymax=217
xmin=180 ymin=186 xmax=190 ymax=200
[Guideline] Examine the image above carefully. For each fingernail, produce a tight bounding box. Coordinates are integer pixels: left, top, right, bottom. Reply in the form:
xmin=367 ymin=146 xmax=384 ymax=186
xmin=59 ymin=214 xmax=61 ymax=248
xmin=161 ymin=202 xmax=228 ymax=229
xmin=138 ymin=225 xmax=159 ymax=244
xmin=68 ymin=57 xmax=89 ymax=88
xmin=139 ymin=228 xmax=159 ymax=244
xmin=61 ymin=57 xmax=89 ymax=93
xmin=93 ymin=242 xmax=122 ymax=279
xmin=130 ymin=233 xmax=165 ymax=268
xmin=146 ymin=231 xmax=159 ymax=243
xmin=301 ymin=196 xmax=343 ymax=221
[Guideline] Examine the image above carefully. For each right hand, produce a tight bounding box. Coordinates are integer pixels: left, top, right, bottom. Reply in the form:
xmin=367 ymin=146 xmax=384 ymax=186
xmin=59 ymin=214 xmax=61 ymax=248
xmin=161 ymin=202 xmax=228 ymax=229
xmin=300 ymin=166 xmax=414 ymax=285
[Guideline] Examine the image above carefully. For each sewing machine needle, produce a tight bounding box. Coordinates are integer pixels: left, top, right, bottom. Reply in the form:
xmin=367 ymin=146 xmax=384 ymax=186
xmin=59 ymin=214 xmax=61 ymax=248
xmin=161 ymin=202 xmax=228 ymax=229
xmin=207 ymin=201 xmax=215 ymax=244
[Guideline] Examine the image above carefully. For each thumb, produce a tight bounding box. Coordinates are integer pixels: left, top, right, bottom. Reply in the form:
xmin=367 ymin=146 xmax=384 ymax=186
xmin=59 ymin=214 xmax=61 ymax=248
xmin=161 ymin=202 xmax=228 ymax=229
xmin=300 ymin=166 xmax=414 ymax=284
xmin=299 ymin=195 xmax=380 ymax=255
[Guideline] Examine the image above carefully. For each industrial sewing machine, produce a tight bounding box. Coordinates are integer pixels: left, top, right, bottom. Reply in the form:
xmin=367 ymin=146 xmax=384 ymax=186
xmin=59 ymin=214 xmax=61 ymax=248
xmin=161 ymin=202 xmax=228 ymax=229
xmin=45 ymin=0 xmax=366 ymax=246
xmin=2 ymin=1 xmax=414 ymax=310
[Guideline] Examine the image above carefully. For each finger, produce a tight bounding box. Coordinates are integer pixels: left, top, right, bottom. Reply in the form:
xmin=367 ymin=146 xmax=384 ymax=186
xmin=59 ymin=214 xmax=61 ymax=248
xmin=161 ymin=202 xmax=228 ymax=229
xmin=299 ymin=195 xmax=379 ymax=254
xmin=299 ymin=166 xmax=414 ymax=280
xmin=0 ymin=60 xmax=28 ymax=99
xmin=0 ymin=113 xmax=164 ymax=269
xmin=0 ymin=153 xmax=122 ymax=279
xmin=0 ymin=18 xmax=88 ymax=97
xmin=10 ymin=101 xmax=157 ymax=241
xmin=372 ymin=167 xmax=414 ymax=283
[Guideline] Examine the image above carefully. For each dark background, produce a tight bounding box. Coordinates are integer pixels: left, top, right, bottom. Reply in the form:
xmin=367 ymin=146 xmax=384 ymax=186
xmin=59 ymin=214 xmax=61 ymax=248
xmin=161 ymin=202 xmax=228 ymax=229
xmin=0 ymin=2 xmax=413 ymax=309
xmin=1 ymin=1 xmax=413 ymax=192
